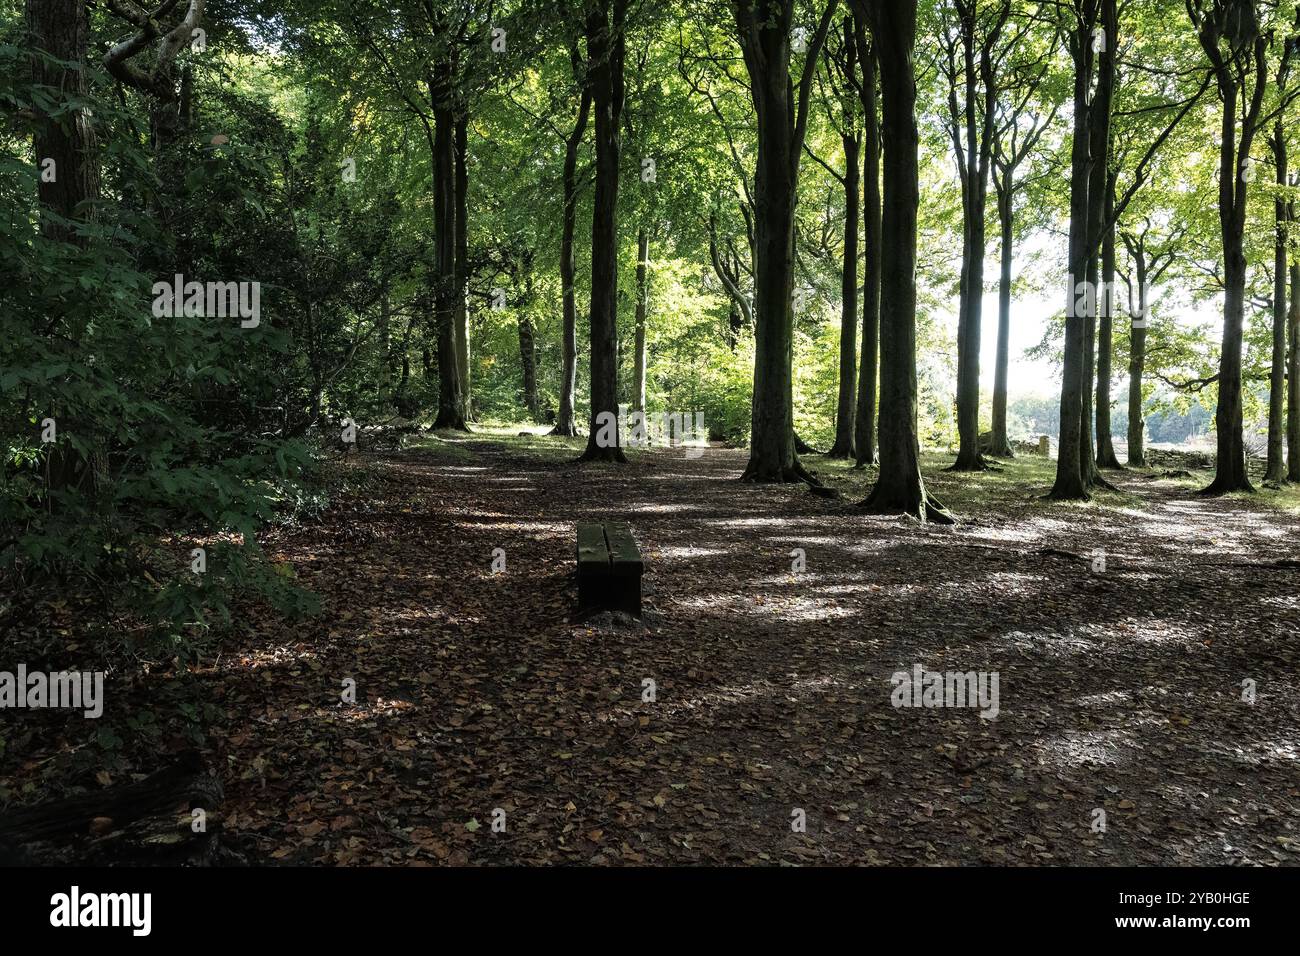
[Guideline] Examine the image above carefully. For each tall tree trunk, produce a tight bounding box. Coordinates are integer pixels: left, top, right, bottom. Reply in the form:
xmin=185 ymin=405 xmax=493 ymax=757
xmin=988 ymin=181 xmax=1014 ymax=458
xmin=633 ymin=225 xmax=649 ymax=415
xmin=454 ymin=113 xmax=472 ymax=420
xmin=733 ymin=0 xmax=835 ymax=484
xmin=828 ymin=125 xmax=860 ymax=459
xmin=1050 ymin=56 xmax=1092 ymax=502
xmin=1078 ymin=0 xmax=1114 ymax=490
xmin=1095 ymin=172 xmax=1122 ymax=469
xmin=28 ymin=0 xmax=99 ymax=493
xmin=1048 ymin=12 xmax=1096 ymax=501
xmin=1211 ymin=236 xmax=1253 ymax=492
xmin=431 ymin=80 xmax=467 ymax=431
xmin=551 ymin=69 xmax=591 ymax=438
xmin=1126 ymin=246 xmax=1149 ymax=466
xmin=1194 ymin=12 xmax=1266 ymax=495
xmin=854 ymin=22 xmax=880 ymax=468
xmin=742 ymin=137 xmax=800 ymax=481
xmin=28 ymin=0 xmax=98 ymax=247
xmin=856 ymin=0 xmax=952 ymax=522
xmin=949 ymin=1 xmax=1007 ymax=473
xmin=1079 ymin=247 xmax=1098 ymax=482
xmin=1288 ymin=256 xmax=1300 ymax=481
xmin=580 ymin=0 xmax=628 ymax=462
xmin=1202 ymin=51 xmax=1265 ymax=493
xmin=952 ymin=194 xmax=989 ymax=471
xmin=1265 ymin=125 xmax=1288 ymax=483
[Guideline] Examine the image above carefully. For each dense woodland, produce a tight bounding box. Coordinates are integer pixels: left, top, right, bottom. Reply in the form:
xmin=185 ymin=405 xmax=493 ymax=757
xmin=3 ymin=0 xmax=1300 ymax=868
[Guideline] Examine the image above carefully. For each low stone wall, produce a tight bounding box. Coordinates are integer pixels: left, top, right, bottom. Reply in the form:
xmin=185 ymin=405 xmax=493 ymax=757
xmin=1142 ymin=445 xmax=1275 ymax=478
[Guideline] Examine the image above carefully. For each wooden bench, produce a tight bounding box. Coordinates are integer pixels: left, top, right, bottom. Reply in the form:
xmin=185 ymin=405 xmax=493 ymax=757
xmin=576 ymin=521 xmax=643 ymax=616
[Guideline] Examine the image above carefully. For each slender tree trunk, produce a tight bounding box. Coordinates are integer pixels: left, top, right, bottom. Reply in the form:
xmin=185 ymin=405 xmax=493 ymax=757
xmin=552 ymin=74 xmax=591 ymax=438
xmin=857 ymin=0 xmax=952 ymax=522
xmin=952 ymin=183 xmax=989 ymax=471
xmin=1126 ymin=248 xmax=1149 ymax=466
xmin=1079 ymin=248 xmax=1098 ymax=483
xmin=1095 ymin=173 xmax=1122 ymax=469
xmin=579 ymin=0 xmax=628 ymax=462
xmin=397 ymin=350 xmax=411 ymax=410
xmin=379 ymin=290 xmax=392 ymax=409
xmin=633 ymin=225 xmax=649 ymax=415
xmin=1203 ymin=71 xmax=1257 ymax=493
xmin=1079 ymin=3 xmax=1114 ymax=490
xmin=1049 ymin=17 xmax=1095 ymax=501
xmin=431 ymin=82 xmax=467 ymax=431
xmin=1210 ymin=242 xmax=1253 ymax=491
xmin=1265 ymin=126 xmax=1288 ymax=483
xmin=854 ymin=22 xmax=880 ymax=468
xmin=709 ymin=216 xmax=754 ymax=336
xmin=421 ymin=294 xmax=434 ymax=383
xmin=988 ymin=183 xmax=1014 ymax=458
xmin=307 ymin=301 xmax=324 ymax=428
xmin=1197 ymin=18 xmax=1265 ymax=494
xmin=1288 ymin=256 xmax=1300 ymax=481
xmin=454 ymin=113 xmax=472 ymax=420
xmin=518 ymin=313 xmax=538 ymax=419
xmin=950 ymin=3 xmax=1006 ymax=473
xmin=394 ymin=308 xmax=415 ymax=415
xmin=828 ymin=129 xmax=860 ymax=459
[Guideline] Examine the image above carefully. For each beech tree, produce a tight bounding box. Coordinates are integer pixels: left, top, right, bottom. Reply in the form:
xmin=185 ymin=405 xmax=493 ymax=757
xmin=499 ymin=26 xmax=595 ymax=438
xmin=1119 ymin=216 xmax=1185 ymax=466
xmin=854 ymin=0 xmax=955 ymax=522
xmin=1264 ymin=21 xmax=1298 ymax=483
xmin=731 ymin=0 xmax=839 ymax=483
xmin=988 ymin=27 xmax=1058 ymax=459
xmin=332 ymin=0 xmax=507 ymax=432
xmin=1264 ymin=116 xmax=1290 ymax=483
xmin=809 ymin=19 xmax=863 ymax=460
xmin=1289 ymin=190 xmax=1300 ymax=481
xmin=1187 ymin=0 xmax=1273 ymax=493
xmin=935 ymin=0 xmax=1011 ymax=472
xmin=852 ymin=17 xmax=881 ymax=468
xmin=1048 ymin=0 xmax=1109 ymax=501
xmin=580 ymin=0 xmax=630 ymax=462
xmin=1051 ymin=0 xmax=1200 ymax=496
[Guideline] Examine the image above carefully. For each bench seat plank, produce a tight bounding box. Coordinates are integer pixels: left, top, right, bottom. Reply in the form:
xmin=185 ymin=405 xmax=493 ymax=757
xmin=576 ymin=522 xmax=610 ymax=569
xmin=575 ymin=521 xmax=642 ymax=617
xmin=603 ymin=521 xmax=643 ymax=575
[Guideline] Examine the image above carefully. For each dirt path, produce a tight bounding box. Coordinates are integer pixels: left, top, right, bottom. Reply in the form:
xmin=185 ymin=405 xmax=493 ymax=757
xmin=215 ymin=435 xmax=1300 ymax=865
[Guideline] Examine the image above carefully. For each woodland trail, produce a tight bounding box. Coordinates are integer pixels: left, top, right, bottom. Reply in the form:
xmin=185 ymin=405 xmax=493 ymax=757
xmin=212 ymin=433 xmax=1300 ymax=865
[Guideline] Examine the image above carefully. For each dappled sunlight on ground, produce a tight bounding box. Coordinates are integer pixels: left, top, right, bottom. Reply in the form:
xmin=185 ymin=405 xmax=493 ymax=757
xmin=1033 ymin=728 xmax=1139 ymax=768
xmin=650 ymin=545 xmax=731 ymax=560
xmin=202 ymin=435 xmax=1300 ymax=866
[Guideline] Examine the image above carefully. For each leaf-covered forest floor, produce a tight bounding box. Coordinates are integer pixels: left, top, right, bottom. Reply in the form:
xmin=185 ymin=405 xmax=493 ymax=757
xmin=9 ymin=429 xmax=1300 ymax=865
